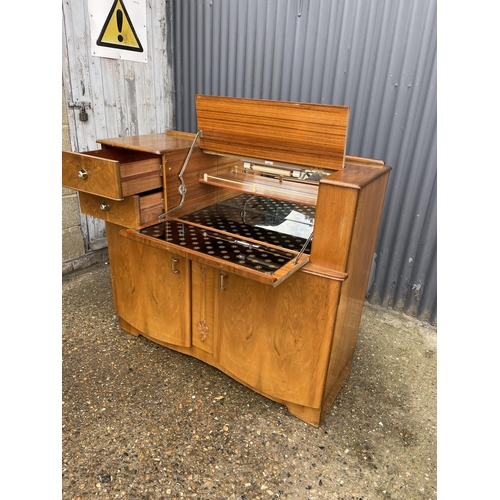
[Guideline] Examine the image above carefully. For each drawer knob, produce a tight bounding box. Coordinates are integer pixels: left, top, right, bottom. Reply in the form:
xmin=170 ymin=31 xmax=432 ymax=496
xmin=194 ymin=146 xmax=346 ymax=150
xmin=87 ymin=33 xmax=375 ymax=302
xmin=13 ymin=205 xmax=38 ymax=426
xmin=100 ymin=202 xmax=110 ymax=211
xmin=77 ymin=169 xmax=88 ymax=180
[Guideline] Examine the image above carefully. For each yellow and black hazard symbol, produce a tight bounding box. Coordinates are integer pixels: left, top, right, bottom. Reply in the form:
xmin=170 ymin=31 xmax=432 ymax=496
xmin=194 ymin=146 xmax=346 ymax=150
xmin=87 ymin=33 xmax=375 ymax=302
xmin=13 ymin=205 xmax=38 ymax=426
xmin=97 ymin=0 xmax=143 ymax=52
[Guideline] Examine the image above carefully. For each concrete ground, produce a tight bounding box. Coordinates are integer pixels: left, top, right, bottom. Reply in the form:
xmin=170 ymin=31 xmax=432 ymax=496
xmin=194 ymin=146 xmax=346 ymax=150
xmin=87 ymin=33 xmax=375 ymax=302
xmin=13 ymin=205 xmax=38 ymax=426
xmin=62 ymin=262 xmax=437 ymax=500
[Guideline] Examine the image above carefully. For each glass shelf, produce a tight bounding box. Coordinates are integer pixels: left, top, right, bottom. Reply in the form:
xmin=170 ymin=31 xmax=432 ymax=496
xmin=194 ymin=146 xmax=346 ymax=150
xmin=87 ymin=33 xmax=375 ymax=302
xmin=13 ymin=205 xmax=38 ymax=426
xmin=179 ymin=194 xmax=315 ymax=254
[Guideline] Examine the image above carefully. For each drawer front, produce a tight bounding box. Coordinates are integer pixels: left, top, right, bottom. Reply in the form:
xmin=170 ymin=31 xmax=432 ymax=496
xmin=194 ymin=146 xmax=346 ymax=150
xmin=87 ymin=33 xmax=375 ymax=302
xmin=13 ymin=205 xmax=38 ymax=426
xmin=78 ymin=191 xmax=164 ymax=228
xmin=62 ymin=149 xmax=162 ymax=201
xmin=62 ymin=150 xmax=123 ymax=200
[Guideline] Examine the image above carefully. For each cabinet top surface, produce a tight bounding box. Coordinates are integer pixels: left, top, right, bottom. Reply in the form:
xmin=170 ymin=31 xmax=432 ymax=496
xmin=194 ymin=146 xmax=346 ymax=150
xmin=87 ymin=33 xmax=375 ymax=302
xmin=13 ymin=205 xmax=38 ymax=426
xmin=97 ymin=132 xmax=195 ymax=155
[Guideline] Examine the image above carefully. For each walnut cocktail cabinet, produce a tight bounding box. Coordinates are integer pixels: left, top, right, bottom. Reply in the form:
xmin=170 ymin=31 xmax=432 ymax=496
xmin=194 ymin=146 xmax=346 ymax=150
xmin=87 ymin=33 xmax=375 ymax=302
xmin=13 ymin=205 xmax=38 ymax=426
xmin=62 ymin=96 xmax=391 ymax=427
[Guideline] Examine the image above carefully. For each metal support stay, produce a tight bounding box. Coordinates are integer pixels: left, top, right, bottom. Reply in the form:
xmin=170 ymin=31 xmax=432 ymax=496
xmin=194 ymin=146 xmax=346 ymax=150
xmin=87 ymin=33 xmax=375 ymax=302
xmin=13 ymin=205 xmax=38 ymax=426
xmin=159 ymin=130 xmax=203 ymax=220
xmin=294 ymin=231 xmax=313 ymax=265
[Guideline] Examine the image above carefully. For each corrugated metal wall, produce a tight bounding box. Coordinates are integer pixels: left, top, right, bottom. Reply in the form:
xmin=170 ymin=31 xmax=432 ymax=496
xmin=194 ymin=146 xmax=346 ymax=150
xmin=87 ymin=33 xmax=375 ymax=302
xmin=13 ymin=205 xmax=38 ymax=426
xmin=170 ymin=0 xmax=437 ymax=325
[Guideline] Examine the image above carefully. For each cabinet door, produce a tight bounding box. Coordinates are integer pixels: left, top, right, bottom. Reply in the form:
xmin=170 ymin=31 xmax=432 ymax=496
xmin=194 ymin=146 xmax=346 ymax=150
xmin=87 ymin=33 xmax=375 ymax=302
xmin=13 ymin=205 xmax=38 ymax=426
xmin=106 ymin=222 xmax=191 ymax=347
xmin=216 ymin=270 xmax=341 ymax=409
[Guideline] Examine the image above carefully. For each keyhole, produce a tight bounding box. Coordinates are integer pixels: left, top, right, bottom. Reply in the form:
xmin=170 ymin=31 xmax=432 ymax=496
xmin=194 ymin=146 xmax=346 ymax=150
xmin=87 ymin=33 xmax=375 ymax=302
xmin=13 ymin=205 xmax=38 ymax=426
xmin=117 ymin=10 xmax=123 ymax=42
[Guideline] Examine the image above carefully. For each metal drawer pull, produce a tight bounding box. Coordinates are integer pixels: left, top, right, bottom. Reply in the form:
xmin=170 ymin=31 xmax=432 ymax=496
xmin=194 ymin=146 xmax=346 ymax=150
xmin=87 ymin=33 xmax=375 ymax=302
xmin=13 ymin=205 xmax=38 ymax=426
xmin=100 ymin=202 xmax=110 ymax=211
xmin=220 ymin=273 xmax=227 ymax=290
xmin=77 ymin=169 xmax=88 ymax=180
xmin=172 ymin=258 xmax=180 ymax=274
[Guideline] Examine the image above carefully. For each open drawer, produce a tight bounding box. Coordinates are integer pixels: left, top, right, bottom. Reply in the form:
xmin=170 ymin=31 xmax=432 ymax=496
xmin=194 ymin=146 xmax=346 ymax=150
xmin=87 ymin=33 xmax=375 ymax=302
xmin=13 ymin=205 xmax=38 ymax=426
xmin=78 ymin=190 xmax=164 ymax=228
xmin=62 ymin=148 xmax=162 ymax=200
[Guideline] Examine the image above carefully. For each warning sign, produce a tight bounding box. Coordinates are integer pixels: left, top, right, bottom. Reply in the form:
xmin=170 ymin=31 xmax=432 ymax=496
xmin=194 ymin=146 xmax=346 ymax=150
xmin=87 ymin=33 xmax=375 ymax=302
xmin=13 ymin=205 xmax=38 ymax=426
xmin=89 ymin=0 xmax=147 ymax=63
xmin=97 ymin=0 xmax=143 ymax=52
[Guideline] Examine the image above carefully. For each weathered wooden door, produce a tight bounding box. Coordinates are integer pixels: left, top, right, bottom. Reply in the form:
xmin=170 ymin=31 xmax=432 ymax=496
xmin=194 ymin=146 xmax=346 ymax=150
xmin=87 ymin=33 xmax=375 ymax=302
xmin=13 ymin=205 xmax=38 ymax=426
xmin=62 ymin=0 xmax=175 ymax=251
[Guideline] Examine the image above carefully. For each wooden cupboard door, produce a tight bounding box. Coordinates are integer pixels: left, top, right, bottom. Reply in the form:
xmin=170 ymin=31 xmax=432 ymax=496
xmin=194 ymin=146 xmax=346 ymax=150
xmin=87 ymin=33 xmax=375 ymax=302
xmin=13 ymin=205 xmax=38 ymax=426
xmin=216 ymin=270 xmax=341 ymax=409
xmin=106 ymin=223 xmax=191 ymax=347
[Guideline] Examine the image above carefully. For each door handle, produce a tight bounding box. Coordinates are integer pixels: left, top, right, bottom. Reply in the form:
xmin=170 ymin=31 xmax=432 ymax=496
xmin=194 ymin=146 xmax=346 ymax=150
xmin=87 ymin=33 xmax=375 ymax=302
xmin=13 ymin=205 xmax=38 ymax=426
xmin=220 ymin=273 xmax=227 ymax=290
xmin=172 ymin=258 xmax=180 ymax=274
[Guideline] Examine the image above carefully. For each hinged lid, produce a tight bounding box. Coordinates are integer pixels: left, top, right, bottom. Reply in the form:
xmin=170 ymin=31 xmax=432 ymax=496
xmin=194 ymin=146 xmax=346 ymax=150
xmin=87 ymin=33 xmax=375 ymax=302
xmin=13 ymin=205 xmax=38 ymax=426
xmin=196 ymin=95 xmax=349 ymax=170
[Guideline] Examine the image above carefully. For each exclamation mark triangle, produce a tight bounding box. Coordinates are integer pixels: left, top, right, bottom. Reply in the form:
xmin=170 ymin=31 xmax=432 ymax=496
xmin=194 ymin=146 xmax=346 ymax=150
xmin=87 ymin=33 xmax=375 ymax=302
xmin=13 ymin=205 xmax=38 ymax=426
xmin=97 ymin=0 xmax=143 ymax=52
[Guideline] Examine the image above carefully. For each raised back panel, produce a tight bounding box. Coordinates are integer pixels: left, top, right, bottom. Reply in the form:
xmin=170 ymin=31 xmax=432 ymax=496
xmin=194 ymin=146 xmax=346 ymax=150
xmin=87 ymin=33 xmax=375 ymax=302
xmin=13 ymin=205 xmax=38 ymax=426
xmin=196 ymin=95 xmax=349 ymax=170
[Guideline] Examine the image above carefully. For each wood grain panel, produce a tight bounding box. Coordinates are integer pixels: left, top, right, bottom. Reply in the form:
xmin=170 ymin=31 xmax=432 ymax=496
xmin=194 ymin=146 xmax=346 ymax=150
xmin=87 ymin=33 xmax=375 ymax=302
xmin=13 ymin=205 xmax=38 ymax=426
xmin=320 ymin=171 xmax=391 ymax=421
xmin=106 ymin=222 xmax=191 ymax=347
xmin=161 ymin=148 xmax=242 ymax=218
xmin=120 ymin=158 xmax=163 ymax=197
xmin=216 ymin=270 xmax=340 ymax=408
xmin=78 ymin=191 xmax=163 ymax=228
xmin=163 ymin=147 xmax=220 ymax=216
xmin=311 ymin=163 xmax=391 ymax=271
xmin=84 ymin=148 xmax=162 ymax=197
xmin=323 ymin=167 xmax=390 ymax=417
xmin=196 ymin=95 xmax=349 ymax=170
xmin=138 ymin=191 xmax=165 ymax=224
xmin=311 ymin=183 xmax=358 ymax=271
xmin=97 ymin=132 xmax=197 ymax=155
xmin=62 ymin=150 xmax=123 ymax=200
xmin=63 ymin=148 xmax=162 ymax=200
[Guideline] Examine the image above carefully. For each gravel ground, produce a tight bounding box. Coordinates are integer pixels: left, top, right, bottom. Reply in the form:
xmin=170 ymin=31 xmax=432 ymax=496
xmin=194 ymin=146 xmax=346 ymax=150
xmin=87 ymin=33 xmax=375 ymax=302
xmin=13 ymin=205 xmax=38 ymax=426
xmin=62 ymin=262 xmax=437 ymax=500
